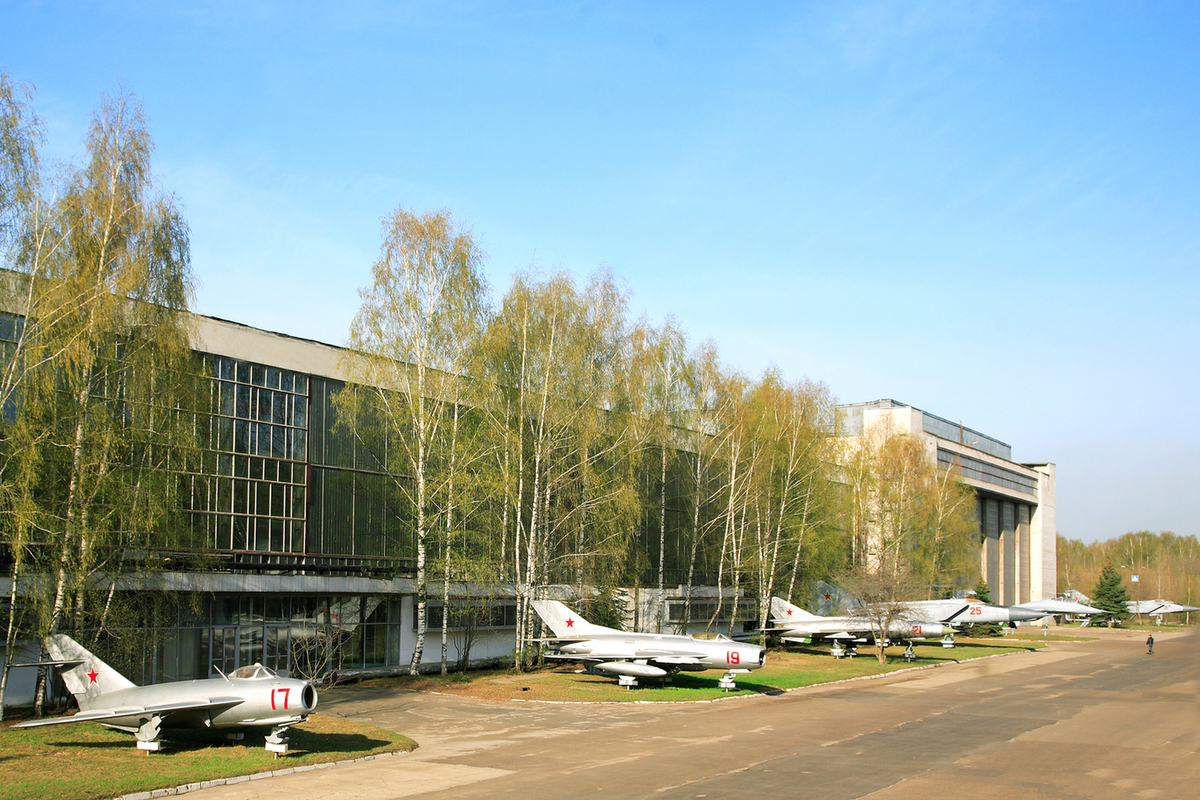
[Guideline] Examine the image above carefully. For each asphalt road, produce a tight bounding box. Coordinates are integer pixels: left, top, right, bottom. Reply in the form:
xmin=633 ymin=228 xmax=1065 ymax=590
xmin=195 ymin=627 xmax=1199 ymax=800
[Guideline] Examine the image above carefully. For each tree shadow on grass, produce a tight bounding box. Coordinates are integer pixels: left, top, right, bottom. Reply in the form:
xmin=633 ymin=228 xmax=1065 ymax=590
xmin=47 ymin=739 xmax=131 ymax=749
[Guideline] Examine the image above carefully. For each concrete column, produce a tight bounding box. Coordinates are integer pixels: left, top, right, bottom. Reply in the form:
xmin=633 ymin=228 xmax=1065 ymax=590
xmin=1018 ymin=505 xmax=1031 ymax=604
xmin=984 ymin=499 xmax=999 ymax=594
xmin=1002 ymin=502 xmax=1016 ymax=605
xmin=1029 ymin=464 xmax=1057 ymax=601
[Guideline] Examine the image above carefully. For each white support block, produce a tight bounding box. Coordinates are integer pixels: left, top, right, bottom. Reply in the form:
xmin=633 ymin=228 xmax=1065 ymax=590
xmin=618 ymin=675 xmax=637 ymax=689
xmin=266 ymin=741 xmax=289 ymax=757
xmin=137 ymin=740 xmax=162 ymax=753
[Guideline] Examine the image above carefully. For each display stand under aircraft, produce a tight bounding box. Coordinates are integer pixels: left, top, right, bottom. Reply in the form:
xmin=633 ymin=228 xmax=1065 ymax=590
xmin=14 ymin=634 xmax=317 ymax=755
xmin=531 ymin=600 xmax=765 ymax=690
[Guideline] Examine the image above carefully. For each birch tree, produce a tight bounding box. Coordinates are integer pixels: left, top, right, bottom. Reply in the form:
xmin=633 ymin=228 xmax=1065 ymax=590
xmin=338 ymin=206 xmax=487 ymax=675
xmin=1 ymin=88 xmax=197 ymax=713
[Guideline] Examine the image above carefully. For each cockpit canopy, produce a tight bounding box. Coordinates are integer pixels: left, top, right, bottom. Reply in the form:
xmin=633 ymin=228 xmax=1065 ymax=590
xmin=690 ymin=632 xmax=732 ymax=642
xmin=230 ymin=664 xmax=278 ymax=680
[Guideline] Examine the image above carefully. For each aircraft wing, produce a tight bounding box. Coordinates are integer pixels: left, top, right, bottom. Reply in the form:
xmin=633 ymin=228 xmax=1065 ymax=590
xmin=13 ymin=696 xmax=245 ymax=728
xmin=652 ymin=655 xmax=704 ymax=666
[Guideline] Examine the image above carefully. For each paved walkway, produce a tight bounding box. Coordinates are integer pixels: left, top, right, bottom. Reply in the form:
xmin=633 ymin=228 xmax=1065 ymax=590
xmin=193 ymin=627 xmax=1199 ymax=799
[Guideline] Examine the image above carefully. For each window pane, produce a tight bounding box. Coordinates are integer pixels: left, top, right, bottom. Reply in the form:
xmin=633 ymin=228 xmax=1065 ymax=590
xmin=236 ymin=384 xmax=250 ymax=418
xmin=218 ymin=417 xmax=233 ymax=451
xmin=294 ymin=395 xmax=307 ymax=428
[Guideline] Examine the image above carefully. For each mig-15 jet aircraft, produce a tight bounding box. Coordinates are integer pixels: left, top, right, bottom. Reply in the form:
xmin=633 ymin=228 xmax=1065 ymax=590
xmin=14 ymin=634 xmax=317 ymax=753
xmin=532 ymin=599 xmax=765 ymax=688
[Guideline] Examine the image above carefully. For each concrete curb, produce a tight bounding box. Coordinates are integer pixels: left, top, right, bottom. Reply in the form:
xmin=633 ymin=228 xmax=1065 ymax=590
xmin=110 ymin=749 xmax=410 ymax=800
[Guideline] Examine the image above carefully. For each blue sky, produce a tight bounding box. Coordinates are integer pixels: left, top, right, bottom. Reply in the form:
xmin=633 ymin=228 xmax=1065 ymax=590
xmin=3 ymin=1 xmax=1197 ymax=544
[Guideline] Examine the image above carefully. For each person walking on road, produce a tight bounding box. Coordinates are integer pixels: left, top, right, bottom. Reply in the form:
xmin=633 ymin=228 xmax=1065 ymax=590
xmin=1146 ymin=634 xmax=1154 ymax=655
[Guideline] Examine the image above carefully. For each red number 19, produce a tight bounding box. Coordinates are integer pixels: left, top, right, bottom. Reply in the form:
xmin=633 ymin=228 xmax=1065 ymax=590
xmin=727 ymin=650 xmax=740 ymax=665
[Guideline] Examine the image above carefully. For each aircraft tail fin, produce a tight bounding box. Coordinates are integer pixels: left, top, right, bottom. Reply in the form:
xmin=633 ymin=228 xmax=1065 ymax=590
xmin=45 ymin=634 xmax=135 ymax=709
xmin=771 ymin=596 xmax=821 ymax=622
xmin=531 ymin=600 xmax=620 ymax=638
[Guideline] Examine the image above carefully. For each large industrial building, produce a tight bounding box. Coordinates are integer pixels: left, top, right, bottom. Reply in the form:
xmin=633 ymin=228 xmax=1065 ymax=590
xmin=838 ymin=399 xmax=1056 ymax=605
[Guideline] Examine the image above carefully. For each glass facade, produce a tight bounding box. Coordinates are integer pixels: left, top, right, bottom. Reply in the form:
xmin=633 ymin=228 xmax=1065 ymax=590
xmin=88 ymin=593 xmax=404 ymax=683
xmin=921 ymin=412 xmax=1011 ymax=460
xmin=186 ymin=356 xmax=310 ymax=554
xmin=938 ymin=448 xmax=1038 ymax=497
xmin=183 ymin=360 xmax=412 ymax=563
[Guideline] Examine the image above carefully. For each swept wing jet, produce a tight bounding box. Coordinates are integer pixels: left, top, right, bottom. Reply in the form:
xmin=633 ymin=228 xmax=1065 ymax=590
xmin=532 ymin=599 xmax=765 ymax=687
xmin=1127 ymin=599 xmax=1200 ymax=617
xmin=1013 ymin=598 xmax=1106 ymax=616
xmin=14 ymin=634 xmax=317 ymax=753
xmin=768 ymin=597 xmax=950 ymax=646
xmin=902 ymin=597 xmax=1046 ymax=626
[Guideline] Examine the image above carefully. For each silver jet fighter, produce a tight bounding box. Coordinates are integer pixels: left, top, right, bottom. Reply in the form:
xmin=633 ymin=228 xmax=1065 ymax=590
xmin=14 ymin=634 xmax=317 ymax=753
xmin=1127 ymin=599 xmax=1200 ymax=618
xmin=769 ymin=597 xmax=950 ymax=646
xmin=903 ymin=597 xmax=1047 ymax=626
xmin=1013 ymin=598 xmax=1106 ymax=617
xmin=532 ymin=600 xmax=765 ymax=687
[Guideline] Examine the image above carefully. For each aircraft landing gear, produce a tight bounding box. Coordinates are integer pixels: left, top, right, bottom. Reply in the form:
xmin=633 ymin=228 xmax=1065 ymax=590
xmin=719 ymin=669 xmax=750 ymax=691
xmin=136 ymin=715 xmax=164 ymax=753
xmin=941 ymin=634 xmax=956 ymax=649
xmin=266 ymin=725 xmax=292 ymax=758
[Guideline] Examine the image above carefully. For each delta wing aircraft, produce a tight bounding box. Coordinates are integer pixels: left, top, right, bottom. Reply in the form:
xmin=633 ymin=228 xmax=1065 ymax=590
xmin=532 ymin=599 xmax=765 ymax=688
xmin=14 ymin=634 xmax=317 ymax=753
xmin=768 ymin=596 xmax=950 ymax=649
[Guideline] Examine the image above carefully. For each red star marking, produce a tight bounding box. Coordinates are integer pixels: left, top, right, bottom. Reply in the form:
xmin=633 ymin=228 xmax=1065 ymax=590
xmin=566 ymin=618 xmax=575 ymax=628
xmin=824 ymin=593 xmax=832 ymax=600
xmin=86 ymin=668 xmax=99 ymax=685
xmin=786 ymin=608 xmax=793 ymax=615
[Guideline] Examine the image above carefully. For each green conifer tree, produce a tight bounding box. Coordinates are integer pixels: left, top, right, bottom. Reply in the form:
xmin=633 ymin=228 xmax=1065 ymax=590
xmin=1091 ymin=563 xmax=1131 ymax=625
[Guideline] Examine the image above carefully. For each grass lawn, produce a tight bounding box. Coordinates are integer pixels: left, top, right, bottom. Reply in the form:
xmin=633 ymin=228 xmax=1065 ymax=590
xmin=351 ymin=638 xmax=1042 ymax=704
xmin=0 ymin=713 xmax=416 ymax=800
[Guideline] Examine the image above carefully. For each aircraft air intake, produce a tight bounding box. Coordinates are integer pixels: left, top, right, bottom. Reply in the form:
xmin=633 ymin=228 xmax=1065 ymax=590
xmin=302 ymin=684 xmax=318 ymax=711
